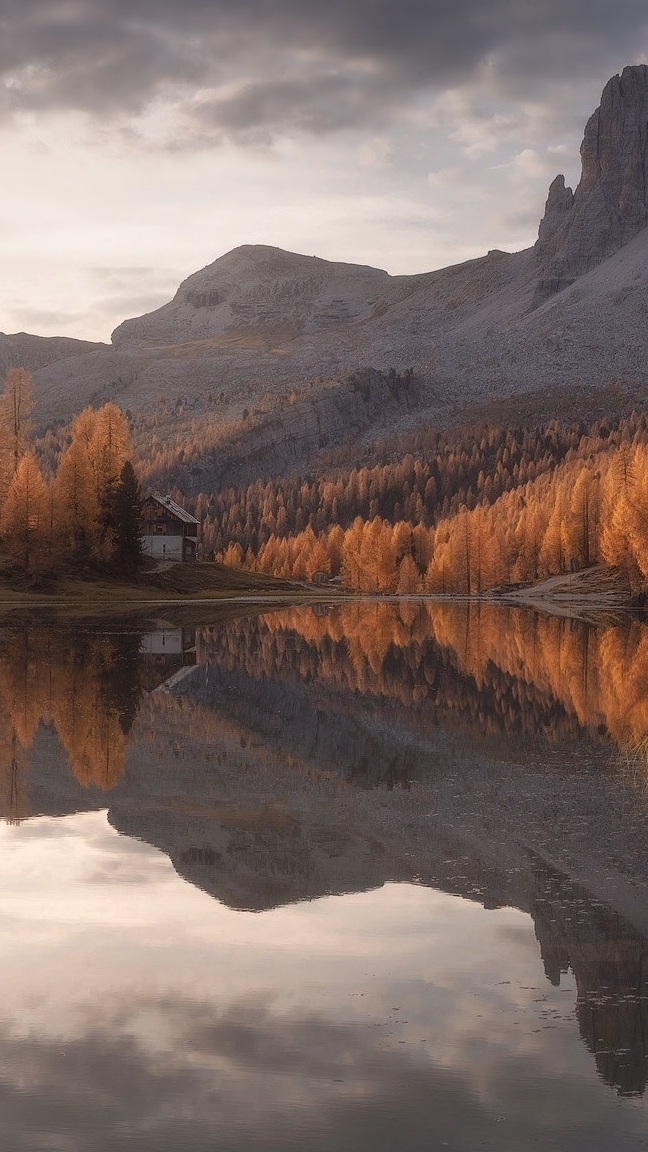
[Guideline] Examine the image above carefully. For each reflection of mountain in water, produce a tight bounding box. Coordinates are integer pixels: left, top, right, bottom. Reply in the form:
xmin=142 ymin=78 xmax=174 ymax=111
xmin=532 ymin=864 xmax=648 ymax=1097
xmin=0 ymin=610 xmax=647 ymax=1096
xmin=116 ymin=675 xmax=648 ymax=1098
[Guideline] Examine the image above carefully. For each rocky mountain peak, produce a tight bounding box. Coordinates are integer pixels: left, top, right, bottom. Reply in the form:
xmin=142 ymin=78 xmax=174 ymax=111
xmin=111 ymin=243 xmax=392 ymax=349
xmin=535 ymin=63 xmax=648 ymax=300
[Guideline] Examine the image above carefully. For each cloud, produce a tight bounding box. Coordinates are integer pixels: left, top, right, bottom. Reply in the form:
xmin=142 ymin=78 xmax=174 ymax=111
xmin=1 ymin=0 xmax=647 ymax=141
xmin=4 ymin=305 xmax=95 ymax=332
xmin=498 ymin=147 xmax=562 ymax=182
xmin=185 ymin=72 xmax=404 ymax=142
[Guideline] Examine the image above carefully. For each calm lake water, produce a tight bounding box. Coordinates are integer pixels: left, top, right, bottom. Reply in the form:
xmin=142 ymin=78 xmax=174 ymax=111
xmin=1 ymin=601 xmax=648 ymax=1150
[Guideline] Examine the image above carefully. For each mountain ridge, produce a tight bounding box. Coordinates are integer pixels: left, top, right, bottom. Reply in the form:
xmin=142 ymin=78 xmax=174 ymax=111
xmin=7 ymin=66 xmax=648 ymax=488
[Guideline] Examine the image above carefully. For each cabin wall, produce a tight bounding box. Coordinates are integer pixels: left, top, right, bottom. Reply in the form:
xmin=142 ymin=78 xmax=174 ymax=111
xmin=142 ymin=534 xmax=184 ymax=561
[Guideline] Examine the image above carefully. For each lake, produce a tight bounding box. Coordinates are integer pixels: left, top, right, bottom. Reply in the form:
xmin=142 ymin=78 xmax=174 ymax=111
xmin=0 ymin=601 xmax=647 ymax=1150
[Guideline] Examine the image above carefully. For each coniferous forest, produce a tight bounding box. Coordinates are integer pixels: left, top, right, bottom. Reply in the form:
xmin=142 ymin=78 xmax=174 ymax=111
xmin=160 ymin=410 xmax=648 ymax=595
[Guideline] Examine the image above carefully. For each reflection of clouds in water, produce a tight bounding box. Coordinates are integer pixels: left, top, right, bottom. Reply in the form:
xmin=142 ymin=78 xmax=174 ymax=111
xmin=0 ymin=817 xmax=82 ymax=840
xmin=0 ymin=820 xmax=537 ymax=1008
xmin=0 ymin=812 xmax=177 ymax=930
xmin=0 ymin=813 xmax=645 ymax=1139
xmin=0 ymin=995 xmax=641 ymax=1152
xmin=495 ymin=923 xmax=540 ymax=952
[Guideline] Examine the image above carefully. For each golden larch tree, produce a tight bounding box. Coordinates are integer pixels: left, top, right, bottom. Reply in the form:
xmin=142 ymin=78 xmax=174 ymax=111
xmin=55 ymin=434 xmax=99 ymax=558
xmin=0 ymin=367 xmax=34 ymax=502
xmin=88 ymin=404 xmax=130 ymax=561
xmin=1 ymin=452 xmax=49 ymax=575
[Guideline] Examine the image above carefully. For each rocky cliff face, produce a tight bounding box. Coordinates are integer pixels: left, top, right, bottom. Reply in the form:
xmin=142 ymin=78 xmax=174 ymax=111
xmin=536 ymin=64 xmax=648 ymax=299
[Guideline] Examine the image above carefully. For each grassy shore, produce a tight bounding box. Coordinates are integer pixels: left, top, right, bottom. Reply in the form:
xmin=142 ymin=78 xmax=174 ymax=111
xmin=0 ymin=562 xmax=340 ymax=620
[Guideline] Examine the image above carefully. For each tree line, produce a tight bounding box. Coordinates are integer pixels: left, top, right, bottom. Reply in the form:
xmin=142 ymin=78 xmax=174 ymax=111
xmin=205 ymin=413 xmax=648 ymax=594
xmin=193 ymin=418 xmax=596 ymax=556
xmin=192 ymin=413 xmax=636 ymax=558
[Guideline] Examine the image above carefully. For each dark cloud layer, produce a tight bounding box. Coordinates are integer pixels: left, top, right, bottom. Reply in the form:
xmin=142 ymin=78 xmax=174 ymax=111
xmin=1 ymin=1 xmax=648 ymax=138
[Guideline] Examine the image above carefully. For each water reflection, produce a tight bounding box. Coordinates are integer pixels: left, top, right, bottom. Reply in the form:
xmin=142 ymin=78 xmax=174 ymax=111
xmin=0 ymin=604 xmax=647 ymax=1126
xmin=530 ymin=859 xmax=648 ymax=1097
xmin=4 ymin=604 xmax=648 ymax=812
xmin=199 ymin=601 xmax=648 ymax=754
xmin=3 ymin=831 xmax=640 ymax=1152
xmin=0 ymin=627 xmax=142 ymax=820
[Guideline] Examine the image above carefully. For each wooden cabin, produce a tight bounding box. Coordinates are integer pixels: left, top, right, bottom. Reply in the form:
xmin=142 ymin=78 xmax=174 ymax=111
xmin=142 ymin=495 xmax=200 ymax=562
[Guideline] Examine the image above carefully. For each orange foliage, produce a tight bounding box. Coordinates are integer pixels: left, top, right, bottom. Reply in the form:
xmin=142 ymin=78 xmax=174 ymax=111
xmin=218 ymin=443 xmax=648 ymax=595
xmin=0 ymin=371 xmax=136 ymax=574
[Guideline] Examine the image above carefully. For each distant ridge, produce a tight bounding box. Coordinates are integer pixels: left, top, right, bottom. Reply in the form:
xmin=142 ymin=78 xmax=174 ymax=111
xmin=0 ymin=331 xmax=105 ymax=376
xmin=111 ymin=243 xmax=395 ymax=349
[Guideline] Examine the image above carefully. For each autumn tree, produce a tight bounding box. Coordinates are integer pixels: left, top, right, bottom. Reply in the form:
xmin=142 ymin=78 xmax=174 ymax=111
xmin=1 ymin=453 xmax=49 ymax=575
xmin=0 ymin=367 xmax=33 ymax=475
xmin=0 ymin=368 xmax=34 ymax=504
xmin=90 ymin=404 xmax=130 ymax=561
xmin=303 ymin=533 xmax=331 ymax=582
xmin=55 ymin=432 xmax=98 ymax=561
xmin=396 ymin=554 xmax=422 ymax=594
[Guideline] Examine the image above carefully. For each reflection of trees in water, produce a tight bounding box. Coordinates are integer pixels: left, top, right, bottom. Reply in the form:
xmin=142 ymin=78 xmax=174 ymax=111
xmin=100 ymin=631 xmax=143 ymax=736
xmin=0 ymin=628 xmax=144 ymax=818
xmin=0 ymin=610 xmax=646 ymax=1096
xmin=0 ymin=727 xmax=30 ymax=824
xmin=197 ymin=606 xmax=581 ymax=745
xmin=198 ymin=603 xmax=648 ymax=757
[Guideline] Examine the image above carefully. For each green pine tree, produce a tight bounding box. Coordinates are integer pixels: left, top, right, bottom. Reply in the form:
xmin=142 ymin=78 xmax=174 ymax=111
xmin=112 ymin=461 xmax=144 ymax=574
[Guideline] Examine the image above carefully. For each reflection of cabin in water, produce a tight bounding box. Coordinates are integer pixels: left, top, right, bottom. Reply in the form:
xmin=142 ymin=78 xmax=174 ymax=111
xmin=142 ymin=494 xmax=200 ymax=562
xmin=139 ymin=627 xmax=197 ymax=692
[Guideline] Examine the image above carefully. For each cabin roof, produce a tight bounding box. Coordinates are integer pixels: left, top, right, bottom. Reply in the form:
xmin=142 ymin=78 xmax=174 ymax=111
xmin=146 ymin=494 xmax=200 ymax=526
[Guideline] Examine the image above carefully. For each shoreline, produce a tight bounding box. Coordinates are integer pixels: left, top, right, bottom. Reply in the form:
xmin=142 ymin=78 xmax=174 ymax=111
xmin=0 ymin=562 xmax=640 ymax=623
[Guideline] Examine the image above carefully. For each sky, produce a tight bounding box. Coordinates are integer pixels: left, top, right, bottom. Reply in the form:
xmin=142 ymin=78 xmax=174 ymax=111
xmin=2 ymin=0 xmax=648 ymax=342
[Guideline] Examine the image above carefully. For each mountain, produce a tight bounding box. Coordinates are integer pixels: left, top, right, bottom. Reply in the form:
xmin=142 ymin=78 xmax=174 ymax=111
xmin=111 ymin=245 xmax=399 ymax=348
xmin=8 ymin=65 xmax=648 ymax=482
